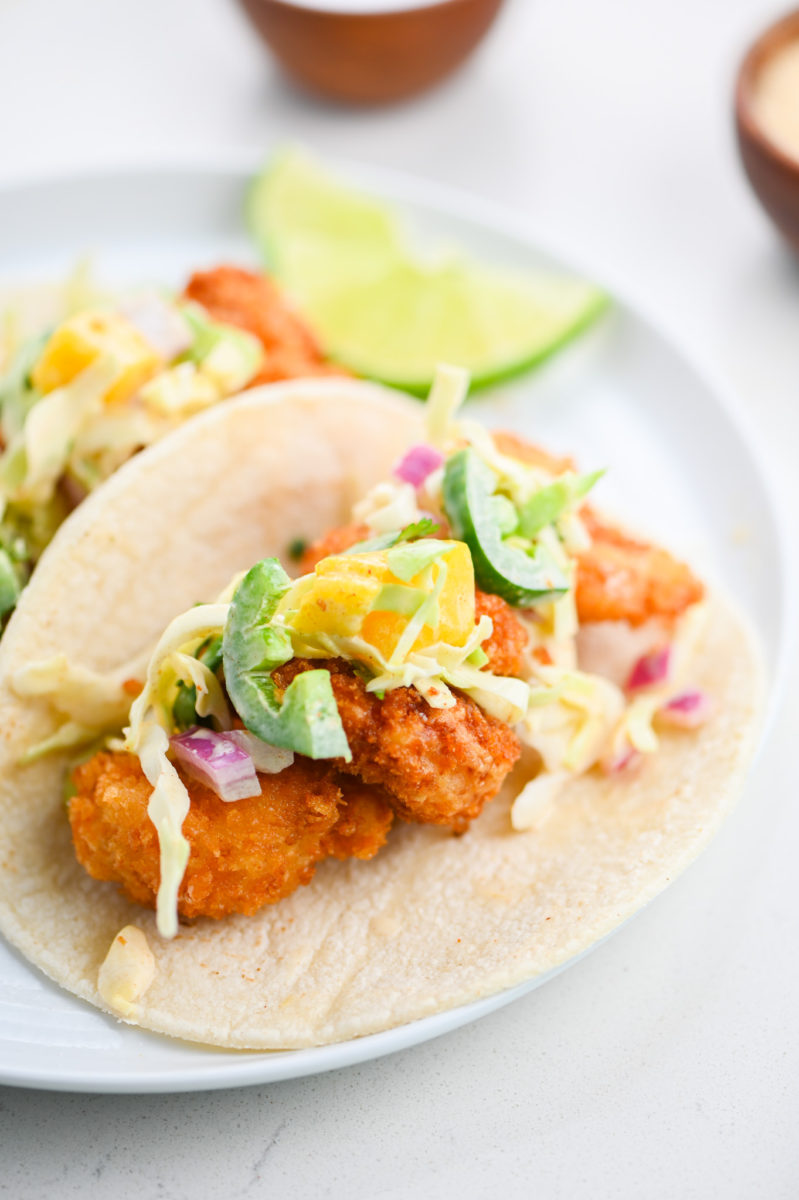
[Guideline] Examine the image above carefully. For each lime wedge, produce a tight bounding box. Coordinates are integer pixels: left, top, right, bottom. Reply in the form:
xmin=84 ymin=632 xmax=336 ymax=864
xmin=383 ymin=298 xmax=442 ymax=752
xmin=249 ymin=149 xmax=399 ymax=273
xmin=248 ymin=151 xmax=608 ymax=394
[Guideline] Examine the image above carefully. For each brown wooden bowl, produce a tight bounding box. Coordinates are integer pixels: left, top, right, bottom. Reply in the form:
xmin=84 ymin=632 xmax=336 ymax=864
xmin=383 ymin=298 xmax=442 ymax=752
xmin=735 ymin=9 xmax=799 ymax=252
xmin=237 ymin=0 xmax=506 ymax=105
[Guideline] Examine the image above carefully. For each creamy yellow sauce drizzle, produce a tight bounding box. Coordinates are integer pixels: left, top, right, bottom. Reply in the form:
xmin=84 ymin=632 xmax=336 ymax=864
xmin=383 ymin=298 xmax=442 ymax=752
xmin=98 ymin=925 xmax=155 ymax=1019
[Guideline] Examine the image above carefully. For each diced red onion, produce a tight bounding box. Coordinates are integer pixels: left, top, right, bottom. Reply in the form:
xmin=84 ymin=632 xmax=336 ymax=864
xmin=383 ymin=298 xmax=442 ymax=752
xmin=657 ymin=689 xmax=714 ymax=729
xmin=170 ymin=728 xmax=260 ymax=801
xmin=394 ymin=444 xmax=443 ymax=488
xmin=225 ymin=729 xmax=294 ymax=774
xmin=600 ymin=743 xmax=643 ymax=776
xmin=119 ymin=295 xmax=192 ymax=361
xmin=626 ymin=645 xmax=672 ymax=692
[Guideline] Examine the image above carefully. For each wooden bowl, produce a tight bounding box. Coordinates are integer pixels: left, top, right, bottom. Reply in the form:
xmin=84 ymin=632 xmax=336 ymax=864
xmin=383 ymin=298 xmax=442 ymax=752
xmin=735 ymin=9 xmax=799 ymax=251
xmin=238 ymin=0 xmax=506 ymax=105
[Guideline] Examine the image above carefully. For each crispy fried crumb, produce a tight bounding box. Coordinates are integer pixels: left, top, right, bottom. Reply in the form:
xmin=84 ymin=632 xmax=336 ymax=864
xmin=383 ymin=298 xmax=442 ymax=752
xmin=576 ymin=510 xmax=704 ymax=627
xmin=474 ymin=589 xmax=529 ymax=676
xmin=323 ymin=778 xmax=394 ymax=860
xmin=277 ymin=659 xmax=521 ymax=831
xmin=69 ymin=752 xmax=376 ymax=920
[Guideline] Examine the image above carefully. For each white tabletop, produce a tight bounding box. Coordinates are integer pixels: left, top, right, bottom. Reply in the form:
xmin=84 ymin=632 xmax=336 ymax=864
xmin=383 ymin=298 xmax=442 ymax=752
xmin=2 ymin=0 xmax=798 ymax=1196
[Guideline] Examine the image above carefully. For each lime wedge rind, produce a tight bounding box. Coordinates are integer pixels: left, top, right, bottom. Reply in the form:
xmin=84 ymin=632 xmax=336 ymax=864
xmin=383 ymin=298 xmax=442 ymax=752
xmin=321 ymin=289 xmax=609 ymax=396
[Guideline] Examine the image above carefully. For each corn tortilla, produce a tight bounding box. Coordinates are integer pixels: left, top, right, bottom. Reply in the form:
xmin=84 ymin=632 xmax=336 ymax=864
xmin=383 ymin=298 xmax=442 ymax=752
xmin=0 ymin=380 xmax=764 ymax=1048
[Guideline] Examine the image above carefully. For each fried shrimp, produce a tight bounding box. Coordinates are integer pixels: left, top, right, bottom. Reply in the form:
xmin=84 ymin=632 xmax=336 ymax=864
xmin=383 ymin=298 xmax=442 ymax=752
xmin=474 ymin=589 xmax=529 ymax=676
xmin=492 ymin=430 xmax=576 ymax=475
xmin=575 ymin=510 xmax=704 ymax=627
xmin=69 ymin=752 xmax=390 ymax=920
xmin=277 ymin=659 xmax=521 ymax=831
xmin=183 ymin=265 xmax=347 ymax=385
xmin=300 ymin=522 xmax=369 ymax=574
xmin=322 ymin=778 xmax=395 ymax=860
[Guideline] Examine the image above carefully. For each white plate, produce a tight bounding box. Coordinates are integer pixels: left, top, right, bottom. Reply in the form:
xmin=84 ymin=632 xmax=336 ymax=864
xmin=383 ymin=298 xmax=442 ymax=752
xmin=0 ymin=160 xmax=787 ymax=1093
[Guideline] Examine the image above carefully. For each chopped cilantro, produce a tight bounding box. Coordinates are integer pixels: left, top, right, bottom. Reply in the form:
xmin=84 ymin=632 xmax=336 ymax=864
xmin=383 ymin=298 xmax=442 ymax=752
xmin=350 ymin=662 xmax=375 ymax=686
xmin=394 ymin=517 xmax=440 ymax=545
xmin=349 ymin=517 xmax=441 ymax=555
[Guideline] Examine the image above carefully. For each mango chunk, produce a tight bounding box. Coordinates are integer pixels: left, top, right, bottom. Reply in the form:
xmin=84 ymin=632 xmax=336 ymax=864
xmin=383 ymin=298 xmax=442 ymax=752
xmin=290 ymin=542 xmax=475 ymax=663
xmin=32 ymin=310 xmax=162 ymax=405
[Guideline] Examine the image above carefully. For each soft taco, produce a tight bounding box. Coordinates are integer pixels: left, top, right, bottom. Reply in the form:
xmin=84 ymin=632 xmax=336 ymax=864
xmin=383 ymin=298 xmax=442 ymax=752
xmin=0 ymin=371 xmax=763 ymax=1049
xmin=0 ymin=263 xmax=344 ymax=626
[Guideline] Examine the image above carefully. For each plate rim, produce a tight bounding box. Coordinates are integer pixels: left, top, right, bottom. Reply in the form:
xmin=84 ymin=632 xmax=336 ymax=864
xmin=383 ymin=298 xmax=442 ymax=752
xmin=0 ymin=154 xmax=790 ymax=1094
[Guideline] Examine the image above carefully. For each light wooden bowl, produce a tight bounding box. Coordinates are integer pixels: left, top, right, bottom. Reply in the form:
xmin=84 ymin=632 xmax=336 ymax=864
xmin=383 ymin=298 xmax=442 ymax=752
xmin=735 ymin=9 xmax=799 ymax=252
xmin=238 ymin=0 xmax=506 ymax=105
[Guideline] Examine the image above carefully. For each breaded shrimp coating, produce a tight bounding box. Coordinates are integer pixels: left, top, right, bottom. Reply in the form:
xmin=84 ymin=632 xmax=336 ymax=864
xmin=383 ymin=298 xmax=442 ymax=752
xmin=183 ymin=265 xmax=347 ymax=385
xmin=323 ymin=778 xmax=394 ymax=860
xmin=300 ymin=522 xmax=370 ymax=574
xmin=70 ymin=752 xmax=389 ymax=920
xmin=474 ymin=589 xmax=528 ymax=677
xmin=576 ymin=510 xmax=704 ymax=627
xmin=492 ymin=430 xmax=576 ymax=475
xmin=277 ymin=660 xmax=521 ymax=831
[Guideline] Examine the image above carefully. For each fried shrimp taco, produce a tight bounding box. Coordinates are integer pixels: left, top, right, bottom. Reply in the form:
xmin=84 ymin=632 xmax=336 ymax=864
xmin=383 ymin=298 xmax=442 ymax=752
xmin=0 ymin=371 xmax=763 ymax=1049
xmin=0 ymin=263 xmax=344 ymax=627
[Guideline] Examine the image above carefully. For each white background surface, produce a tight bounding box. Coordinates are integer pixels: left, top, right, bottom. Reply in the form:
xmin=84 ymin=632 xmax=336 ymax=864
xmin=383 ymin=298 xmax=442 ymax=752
xmin=0 ymin=0 xmax=797 ymax=1196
